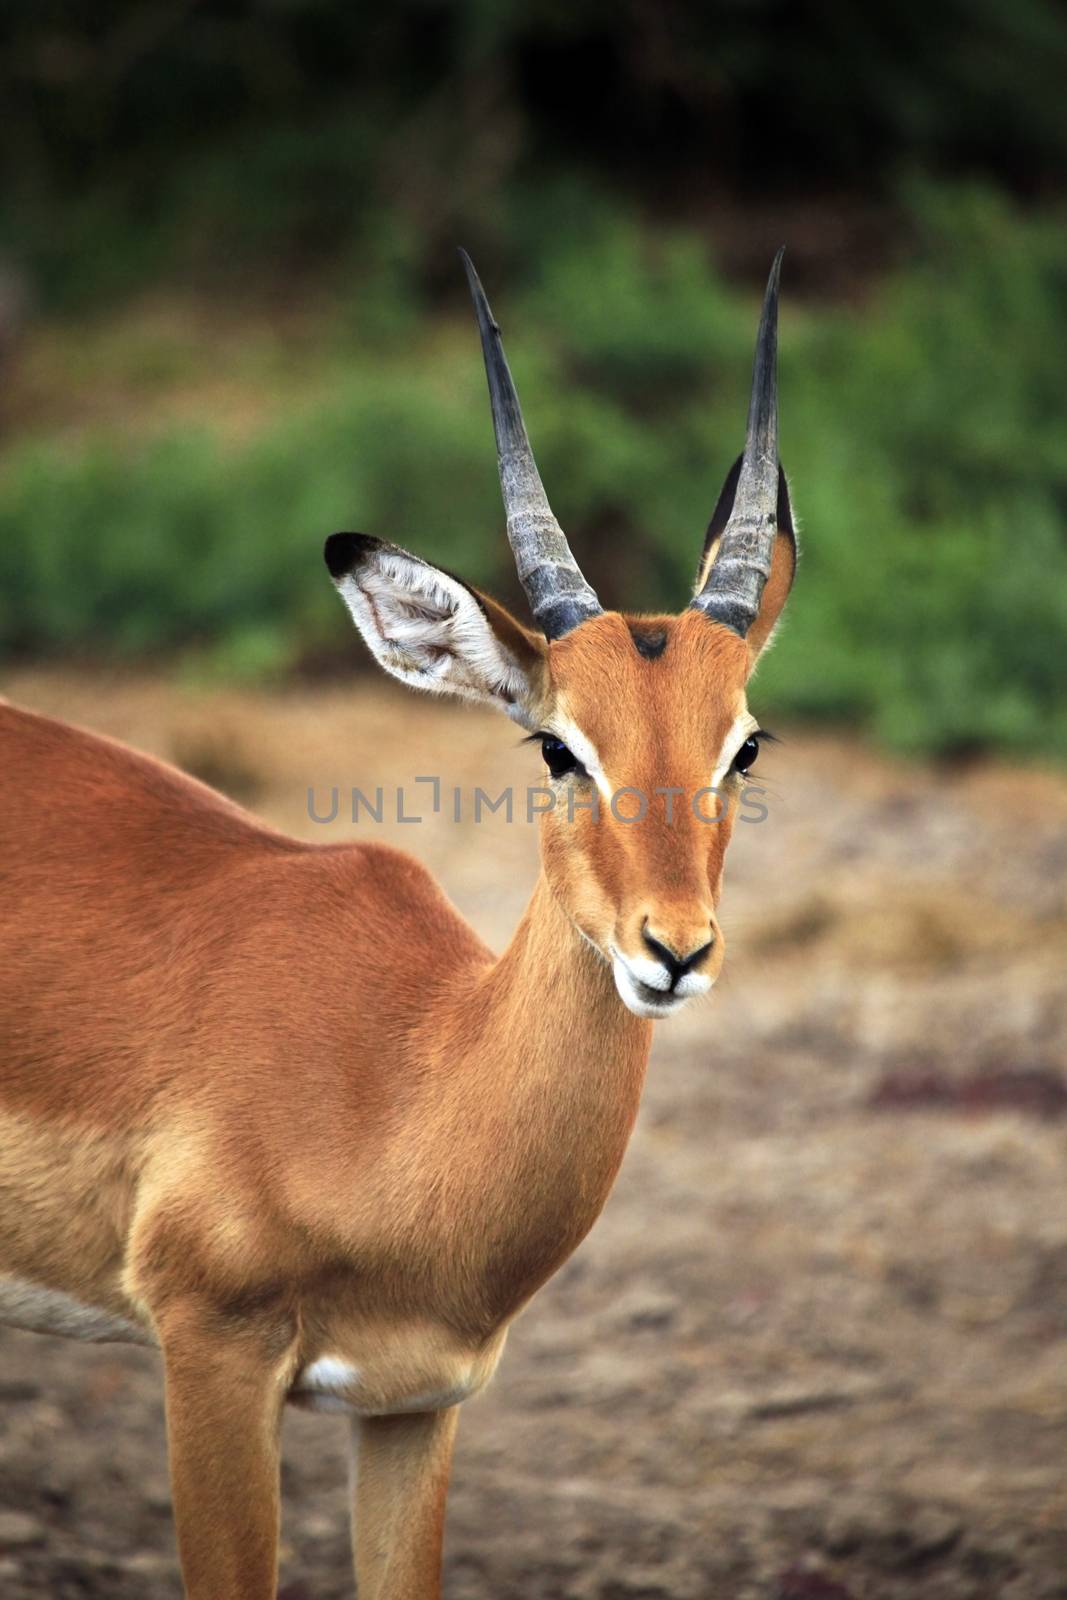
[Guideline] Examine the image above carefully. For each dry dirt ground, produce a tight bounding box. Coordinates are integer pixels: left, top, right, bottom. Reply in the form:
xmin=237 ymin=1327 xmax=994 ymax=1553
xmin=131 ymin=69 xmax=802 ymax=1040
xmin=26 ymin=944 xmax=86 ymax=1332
xmin=1 ymin=670 xmax=1066 ymax=1600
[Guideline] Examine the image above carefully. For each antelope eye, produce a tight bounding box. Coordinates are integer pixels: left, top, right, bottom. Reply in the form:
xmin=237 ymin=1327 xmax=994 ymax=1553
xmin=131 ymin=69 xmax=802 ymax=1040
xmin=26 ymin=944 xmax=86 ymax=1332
xmin=732 ymin=735 xmax=762 ymax=775
xmin=542 ymin=737 xmax=579 ymax=778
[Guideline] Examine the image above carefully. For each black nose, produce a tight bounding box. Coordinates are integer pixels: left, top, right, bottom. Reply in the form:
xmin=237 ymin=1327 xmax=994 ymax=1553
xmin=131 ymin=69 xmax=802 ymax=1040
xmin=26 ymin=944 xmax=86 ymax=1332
xmin=642 ymin=929 xmax=714 ymax=988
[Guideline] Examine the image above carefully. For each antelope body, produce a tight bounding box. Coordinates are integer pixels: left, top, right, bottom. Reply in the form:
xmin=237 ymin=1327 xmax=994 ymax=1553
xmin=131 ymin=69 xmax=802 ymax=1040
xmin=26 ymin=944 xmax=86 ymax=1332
xmin=0 ymin=254 xmax=796 ymax=1598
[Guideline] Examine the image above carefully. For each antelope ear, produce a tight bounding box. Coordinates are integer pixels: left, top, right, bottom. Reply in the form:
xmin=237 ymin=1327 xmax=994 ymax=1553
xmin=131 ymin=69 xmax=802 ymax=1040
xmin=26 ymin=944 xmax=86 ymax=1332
xmin=695 ymin=457 xmax=798 ymax=667
xmin=325 ymin=532 xmax=547 ymax=727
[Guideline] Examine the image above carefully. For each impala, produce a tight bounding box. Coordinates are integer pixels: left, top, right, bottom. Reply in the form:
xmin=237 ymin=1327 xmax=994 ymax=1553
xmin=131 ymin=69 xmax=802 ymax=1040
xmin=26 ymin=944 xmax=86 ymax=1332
xmin=0 ymin=251 xmax=796 ymax=1598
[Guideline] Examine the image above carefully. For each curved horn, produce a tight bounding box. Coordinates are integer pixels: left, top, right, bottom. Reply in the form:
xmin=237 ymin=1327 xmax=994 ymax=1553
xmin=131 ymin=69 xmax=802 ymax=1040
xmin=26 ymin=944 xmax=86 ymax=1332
xmin=692 ymin=249 xmax=785 ymax=636
xmin=460 ymin=249 xmax=602 ymax=640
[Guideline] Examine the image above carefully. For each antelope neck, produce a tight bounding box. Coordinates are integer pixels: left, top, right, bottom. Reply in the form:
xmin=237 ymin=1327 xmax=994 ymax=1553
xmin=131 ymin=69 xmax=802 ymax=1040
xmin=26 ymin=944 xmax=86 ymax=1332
xmin=416 ymin=876 xmax=652 ymax=1328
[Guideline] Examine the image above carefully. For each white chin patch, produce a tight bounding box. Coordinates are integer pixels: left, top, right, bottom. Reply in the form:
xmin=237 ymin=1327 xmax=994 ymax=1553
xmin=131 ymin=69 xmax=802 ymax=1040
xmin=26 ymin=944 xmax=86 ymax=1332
xmin=612 ymin=957 xmax=689 ymax=1020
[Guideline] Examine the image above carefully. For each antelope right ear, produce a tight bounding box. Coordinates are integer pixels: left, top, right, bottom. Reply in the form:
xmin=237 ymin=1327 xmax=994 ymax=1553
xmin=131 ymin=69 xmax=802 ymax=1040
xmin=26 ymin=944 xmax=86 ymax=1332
xmin=325 ymin=533 xmax=548 ymax=727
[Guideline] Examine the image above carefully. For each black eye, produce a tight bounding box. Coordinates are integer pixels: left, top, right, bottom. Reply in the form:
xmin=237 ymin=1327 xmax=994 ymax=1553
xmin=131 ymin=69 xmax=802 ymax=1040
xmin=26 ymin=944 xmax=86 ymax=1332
xmin=731 ymin=735 xmax=762 ymax=775
xmin=542 ymin=736 xmax=579 ymax=778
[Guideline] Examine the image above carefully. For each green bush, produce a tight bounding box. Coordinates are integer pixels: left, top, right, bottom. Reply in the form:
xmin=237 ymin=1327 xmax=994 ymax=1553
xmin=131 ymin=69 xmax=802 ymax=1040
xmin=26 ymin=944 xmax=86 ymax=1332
xmin=1 ymin=185 xmax=1065 ymax=759
xmin=754 ymin=184 xmax=1067 ymax=757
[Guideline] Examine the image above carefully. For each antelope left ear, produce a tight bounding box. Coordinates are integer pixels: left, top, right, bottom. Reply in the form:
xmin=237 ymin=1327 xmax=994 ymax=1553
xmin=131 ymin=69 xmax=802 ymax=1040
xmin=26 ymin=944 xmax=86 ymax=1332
xmin=696 ymin=457 xmax=798 ymax=668
xmin=326 ymin=532 xmax=548 ymax=727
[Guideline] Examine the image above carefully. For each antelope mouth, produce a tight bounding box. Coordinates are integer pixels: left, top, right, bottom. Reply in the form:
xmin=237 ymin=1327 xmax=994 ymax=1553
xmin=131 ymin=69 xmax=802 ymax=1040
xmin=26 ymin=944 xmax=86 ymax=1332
xmin=611 ymin=954 xmax=690 ymax=1020
xmin=634 ymin=977 xmax=676 ymax=1008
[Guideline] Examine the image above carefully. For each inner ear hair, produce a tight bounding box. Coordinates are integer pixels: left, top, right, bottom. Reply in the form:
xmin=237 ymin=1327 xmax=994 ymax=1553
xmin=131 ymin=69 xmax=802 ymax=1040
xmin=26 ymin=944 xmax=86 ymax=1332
xmin=326 ymin=531 xmax=546 ymax=721
xmin=472 ymin=589 xmax=547 ymax=682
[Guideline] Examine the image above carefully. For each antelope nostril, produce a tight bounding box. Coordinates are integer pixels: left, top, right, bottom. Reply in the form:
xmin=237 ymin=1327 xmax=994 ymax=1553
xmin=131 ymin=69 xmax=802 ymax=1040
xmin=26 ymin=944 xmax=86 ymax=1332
xmin=641 ymin=930 xmax=674 ymax=973
xmin=685 ymin=938 xmax=715 ymax=971
xmin=641 ymin=929 xmax=714 ymax=981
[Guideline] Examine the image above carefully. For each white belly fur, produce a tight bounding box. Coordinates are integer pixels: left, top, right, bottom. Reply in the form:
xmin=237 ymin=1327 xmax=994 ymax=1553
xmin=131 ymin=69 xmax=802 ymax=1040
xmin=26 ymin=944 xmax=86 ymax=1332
xmin=290 ymin=1339 xmax=503 ymax=1416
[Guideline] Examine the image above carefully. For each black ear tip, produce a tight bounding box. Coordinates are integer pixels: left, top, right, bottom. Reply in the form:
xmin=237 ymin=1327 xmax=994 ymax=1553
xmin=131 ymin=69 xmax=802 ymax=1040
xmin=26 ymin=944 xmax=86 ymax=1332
xmin=324 ymin=531 xmax=375 ymax=580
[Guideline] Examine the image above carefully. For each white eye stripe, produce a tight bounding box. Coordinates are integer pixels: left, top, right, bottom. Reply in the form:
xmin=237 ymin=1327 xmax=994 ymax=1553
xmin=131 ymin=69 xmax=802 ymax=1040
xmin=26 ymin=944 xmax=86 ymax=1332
xmin=711 ymin=712 xmax=759 ymax=788
xmin=548 ymin=716 xmax=613 ymax=802
xmin=547 ymin=710 xmax=756 ymax=798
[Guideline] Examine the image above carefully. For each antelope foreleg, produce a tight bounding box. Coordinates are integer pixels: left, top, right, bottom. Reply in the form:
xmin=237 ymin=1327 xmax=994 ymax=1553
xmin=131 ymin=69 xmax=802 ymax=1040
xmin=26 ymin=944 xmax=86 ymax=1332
xmin=156 ymin=1300 xmax=296 ymax=1600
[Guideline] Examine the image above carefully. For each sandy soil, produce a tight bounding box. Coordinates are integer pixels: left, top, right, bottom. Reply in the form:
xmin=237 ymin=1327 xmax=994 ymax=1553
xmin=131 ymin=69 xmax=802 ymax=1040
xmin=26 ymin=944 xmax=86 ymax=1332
xmin=1 ymin=669 xmax=1066 ymax=1599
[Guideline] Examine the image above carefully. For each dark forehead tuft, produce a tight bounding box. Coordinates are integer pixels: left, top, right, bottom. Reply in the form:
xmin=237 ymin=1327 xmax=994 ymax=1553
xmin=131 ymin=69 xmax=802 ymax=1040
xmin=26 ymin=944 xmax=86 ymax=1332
xmin=628 ymin=623 xmax=668 ymax=660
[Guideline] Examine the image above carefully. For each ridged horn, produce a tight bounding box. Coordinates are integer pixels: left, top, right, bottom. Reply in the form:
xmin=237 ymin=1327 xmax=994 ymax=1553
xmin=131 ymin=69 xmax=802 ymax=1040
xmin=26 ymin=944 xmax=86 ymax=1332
xmin=460 ymin=249 xmax=602 ymax=640
xmin=691 ymin=248 xmax=785 ymax=636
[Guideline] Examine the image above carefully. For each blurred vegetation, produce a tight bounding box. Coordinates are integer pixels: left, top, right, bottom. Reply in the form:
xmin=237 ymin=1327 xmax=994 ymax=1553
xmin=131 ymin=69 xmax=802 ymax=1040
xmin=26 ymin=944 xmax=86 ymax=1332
xmin=4 ymin=0 xmax=1066 ymax=308
xmin=0 ymin=2 xmax=1065 ymax=758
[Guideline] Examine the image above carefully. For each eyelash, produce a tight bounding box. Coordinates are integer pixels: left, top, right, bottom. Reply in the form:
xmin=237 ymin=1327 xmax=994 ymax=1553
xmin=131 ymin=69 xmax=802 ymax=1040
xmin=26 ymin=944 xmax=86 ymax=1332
xmin=524 ymin=732 xmax=588 ymax=780
xmin=522 ymin=729 xmax=777 ymax=779
xmin=730 ymin=728 xmax=776 ymax=776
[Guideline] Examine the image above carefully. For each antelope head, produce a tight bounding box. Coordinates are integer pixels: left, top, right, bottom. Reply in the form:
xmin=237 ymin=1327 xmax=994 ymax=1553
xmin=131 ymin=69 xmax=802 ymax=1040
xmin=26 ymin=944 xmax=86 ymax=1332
xmin=326 ymin=252 xmax=796 ymax=1019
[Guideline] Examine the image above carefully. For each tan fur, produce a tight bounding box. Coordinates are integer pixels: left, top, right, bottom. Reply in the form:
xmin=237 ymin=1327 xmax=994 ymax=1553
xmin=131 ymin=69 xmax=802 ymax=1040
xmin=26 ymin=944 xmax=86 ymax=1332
xmin=0 ymin=562 xmax=790 ymax=1596
xmin=539 ymin=611 xmax=750 ymax=970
